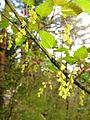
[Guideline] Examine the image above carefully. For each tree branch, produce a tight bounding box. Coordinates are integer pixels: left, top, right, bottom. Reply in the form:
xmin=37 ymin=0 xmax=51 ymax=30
xmin=5 ymin=0 xmax=90 ymax=94
xmin=5 ymin=0 xmax=22 ymax=23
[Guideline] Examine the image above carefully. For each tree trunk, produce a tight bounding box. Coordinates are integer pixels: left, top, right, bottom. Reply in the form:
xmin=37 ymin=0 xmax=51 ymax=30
xmin=0 ymin=29 xmax=6 ymax=108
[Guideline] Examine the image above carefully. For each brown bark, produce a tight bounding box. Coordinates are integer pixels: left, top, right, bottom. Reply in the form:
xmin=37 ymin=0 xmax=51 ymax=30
xmin=0 ymin=29 xmax=6 ymax=108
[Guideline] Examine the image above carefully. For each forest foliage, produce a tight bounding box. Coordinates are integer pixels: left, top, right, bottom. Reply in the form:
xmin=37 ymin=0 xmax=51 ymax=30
xmin=0 ymin=0 xmax=90 ymax=120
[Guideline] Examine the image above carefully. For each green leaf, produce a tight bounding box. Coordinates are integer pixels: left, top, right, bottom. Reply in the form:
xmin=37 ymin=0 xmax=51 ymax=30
xmin=15 ymin=36 xmax=26 ymax=47
xmin=12 ymin=25 xmax=18 ymax=34
xmin=53 ymin=0 xmax=68 ymax=6
xmin=76 ymin=0 xmax=90 ymax=14
xmin=80 ymin=73 xmax=90 ymax=83
xmin=22 ymin=0 xmax=34 ymax=6
xmin=0 ymin=20 xmax=9 ymax=28
xmin=39 ymin=30 xmax=57 ymax=48
xmin=54 ymin=47 xmax=69 ymax=56
xmin=28 ymin=23 xmax=39 ymax=31
xmin=74 ymin=46 xmax=88 ymax=59
xmin=63 ymin=56 xmax=77 ymax=64
xmin=36 ymin=0 xmax=53 ymax=17
xmin=0 ymin=14 xmax=9 ymax=28
xmin=87 ymin=48 xmax=90 ymax=53
xmin=62 ymin=1 xmax=83 ymax=16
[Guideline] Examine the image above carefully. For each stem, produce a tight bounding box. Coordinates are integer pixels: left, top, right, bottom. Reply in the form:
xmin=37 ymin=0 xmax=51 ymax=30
xmin=5 ymin=0 xmax=90 ymax=94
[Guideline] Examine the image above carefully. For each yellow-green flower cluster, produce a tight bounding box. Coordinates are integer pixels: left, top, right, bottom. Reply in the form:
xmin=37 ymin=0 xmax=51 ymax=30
xmin=60 ymin=64 xmax=66 ymax=71
xmin=22 ymin=20 xmax=26 ymax=27
xmin=15 ymin=28 xmax=26 ymax=45
xmin=79 ymin=90 xmax=85 ymax=106
xmin=15 ymin=28 xmax=26 ymax=39
xmin=7 ymin=37 xmax=13 ymax=50
xmin=57 ymin=71 xmax=74 ymax=99
xmin=28 ymin=6 xmax=38 ymax=24
xmin=63 ymin=24 xmax=72 ymax=46
xmin=37 ymin=82 xmax=46 ymax=98
xmin=0 ymin=35 xmax=2 ymax=43
xmin=20 ymin=29 xmax=26 ymax=35
xmin=25 ymin=41 xmax=29 ymax=52
xmin=37 ymin=80 xmax=53 ymax=97
xmin=21 ymin=61 xmax=28 ymax=73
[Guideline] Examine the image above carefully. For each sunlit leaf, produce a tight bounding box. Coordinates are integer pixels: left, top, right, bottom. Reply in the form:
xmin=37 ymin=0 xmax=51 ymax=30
xmin=36 ymin=0 xmax=53 ymax=17
xmin=15 ymin=36 xmax=26 ymax=47
xmin=53 ymin=0 xmax=68 ymax=6
xmin=0 ymin=20 xmax=9 ymax=28
xmin=62 ymin=1 xmax=83 ymax=16
xmin=76 ymin=0 xmax=90 ymax=14
xmin=63 ymin=56 xmax=77 ymax=64
xmin=22 ymin=0 xmax=34 ymax=6
xmin=74 ymin=46 xmax=88 ymax=59
xmin=0 ymin=14 xmax=9 ymax=28
xmin=28 ymin=23 xmax=39 ymax=31
xmin=39 ymin=30 xmax=57 ymax=48
xmin=54 ymin=47 xmax=69 ymax=56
